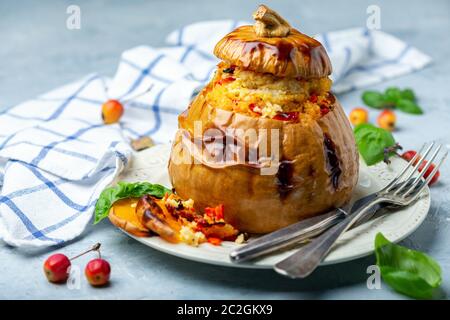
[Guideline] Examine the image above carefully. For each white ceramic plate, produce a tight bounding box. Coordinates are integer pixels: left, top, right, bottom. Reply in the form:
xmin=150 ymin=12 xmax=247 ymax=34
xmin=117 ymin=144 xmax=431 ymax=269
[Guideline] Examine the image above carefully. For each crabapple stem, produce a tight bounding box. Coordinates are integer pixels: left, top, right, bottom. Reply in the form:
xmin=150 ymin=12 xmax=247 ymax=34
xmin=122 ymin=84 xmax=154 ymax=103
xmin=383 ymin=142 xmax=403 ymax=164
xmin=70 ymin=243 xmax=101 ymax=261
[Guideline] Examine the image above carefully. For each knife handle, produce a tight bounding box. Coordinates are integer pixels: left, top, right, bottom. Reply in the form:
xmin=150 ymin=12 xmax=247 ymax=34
xmin=274 ymin=198 xmax=383 ymax=278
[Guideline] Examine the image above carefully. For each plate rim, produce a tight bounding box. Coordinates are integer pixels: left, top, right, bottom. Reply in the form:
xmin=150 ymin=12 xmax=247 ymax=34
xmin=117 ymin=145 xmax=431 ymax=269
xmin=124 ymin=193 xmax=430 ymax=269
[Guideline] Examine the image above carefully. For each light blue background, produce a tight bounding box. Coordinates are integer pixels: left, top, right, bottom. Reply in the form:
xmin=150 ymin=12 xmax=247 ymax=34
xmin=1 ymin=0 xmax=449 ymax=299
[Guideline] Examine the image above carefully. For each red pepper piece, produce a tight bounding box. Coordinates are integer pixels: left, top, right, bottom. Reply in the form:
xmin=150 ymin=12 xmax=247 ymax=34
xmin=273 ymin=111 xmax=299 ymax=122
xmin=320 ymin=106 xmax=330 ymax=116
xmin=205 ymin=204 xmax=224 ymax=221
xmin=207 ymin=237 xmax=223 ymax=246
xmin=249 ymin=103 xmax=262 ymax=115
xmin=216 ymin=77 xmax=235 ymax=86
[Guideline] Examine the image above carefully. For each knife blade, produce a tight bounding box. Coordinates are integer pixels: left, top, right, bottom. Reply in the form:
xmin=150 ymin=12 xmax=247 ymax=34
xmin=229 ymin=192 xmax=383 ymax=263
xmin=229 ymin=179 xmax=415 ymax=263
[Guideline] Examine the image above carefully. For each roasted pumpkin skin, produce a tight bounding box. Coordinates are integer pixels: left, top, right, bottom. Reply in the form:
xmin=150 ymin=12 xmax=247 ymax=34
xmin=168 ymin=90 xmax=359 ymax=234
xmin=168 ymin=5 xmax=358 ymax=234
xmin=214 ymin=25 xmax=332 ymax=79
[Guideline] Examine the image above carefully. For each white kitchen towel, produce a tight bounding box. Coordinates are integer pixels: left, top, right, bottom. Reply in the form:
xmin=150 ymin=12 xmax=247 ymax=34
xmin=0 ymin=117 xmax=131 ymax=247
xmin=0 ymin=20 xmax=431 ymax=248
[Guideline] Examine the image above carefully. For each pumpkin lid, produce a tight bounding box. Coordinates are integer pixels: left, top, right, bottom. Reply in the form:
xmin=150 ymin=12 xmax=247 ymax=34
xmin=213 ymin=5 xmax=332 ymax=79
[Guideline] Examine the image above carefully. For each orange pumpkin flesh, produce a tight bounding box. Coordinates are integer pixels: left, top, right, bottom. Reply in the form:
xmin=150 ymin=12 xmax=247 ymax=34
xmin=108 ymin=198 xmax=150 ymax=237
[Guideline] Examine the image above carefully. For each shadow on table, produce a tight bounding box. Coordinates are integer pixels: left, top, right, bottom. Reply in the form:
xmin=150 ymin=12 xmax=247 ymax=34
xmin=126 ymin=210 xmax=445 ymax=298
xmin=2 ymin=206 xmax=443 ymax=299
xmin=158 ymin=252 xmax=375 ymax=297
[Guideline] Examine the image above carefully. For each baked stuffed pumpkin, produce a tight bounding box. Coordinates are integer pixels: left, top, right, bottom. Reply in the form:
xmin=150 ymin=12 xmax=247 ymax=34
xmin=168 ymin=5 xmax=359 ymax=233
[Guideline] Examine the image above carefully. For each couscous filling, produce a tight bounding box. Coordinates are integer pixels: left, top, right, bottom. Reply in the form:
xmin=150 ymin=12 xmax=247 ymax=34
xmin=205 ymin=62 xmax=335 ymax=122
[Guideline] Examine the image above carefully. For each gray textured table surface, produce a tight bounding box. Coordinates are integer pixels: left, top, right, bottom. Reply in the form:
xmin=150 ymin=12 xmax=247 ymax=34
xmin=1 ymin=0 xmax=450 ymax=299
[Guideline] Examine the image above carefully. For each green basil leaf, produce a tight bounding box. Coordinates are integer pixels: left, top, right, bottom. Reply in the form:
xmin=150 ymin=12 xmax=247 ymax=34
xmin=375 ymin=233 xmax=442 ymax=299
xmin=401 ymin=88 xmax=416 ymax=102
xmin=94 ymin=181 xmax=171 ymax=224
xmin=362 ymin=91 xmax=387 ymax=109
xmin=384 ymin=87 xmax=402 ymax=104
xmin=354 ymin=124 xmax=396 ymax=165
xmin=396 ymin=99 xmax=423 ymax=115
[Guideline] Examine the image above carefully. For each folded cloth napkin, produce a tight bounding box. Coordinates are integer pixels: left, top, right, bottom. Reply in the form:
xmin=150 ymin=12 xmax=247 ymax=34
xmin=0 ymin=20 xmax=431 ymax=248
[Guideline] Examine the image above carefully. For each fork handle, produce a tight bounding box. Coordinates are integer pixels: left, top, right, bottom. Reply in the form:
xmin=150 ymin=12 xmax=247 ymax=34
xmin=274 ymin=198 xmax=383 ymax=278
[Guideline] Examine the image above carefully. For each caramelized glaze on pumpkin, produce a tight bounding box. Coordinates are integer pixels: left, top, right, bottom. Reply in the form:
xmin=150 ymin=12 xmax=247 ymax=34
xmin=214 ymin=26 xmax=332 ymax=79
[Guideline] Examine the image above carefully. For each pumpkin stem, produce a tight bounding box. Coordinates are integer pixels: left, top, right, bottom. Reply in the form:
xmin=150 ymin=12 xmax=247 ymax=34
xmin=252 ymin=5 xmax=291 ymax=38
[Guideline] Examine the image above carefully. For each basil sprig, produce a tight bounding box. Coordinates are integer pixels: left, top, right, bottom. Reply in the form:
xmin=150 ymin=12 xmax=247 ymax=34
xmin=354 ymin=123 xmax=396 ymax=165
xmin=375 ymin=233 xmax=442 ymax=299
xmin=94 ymin=181 xmax=171 ymax=224
xmin=362 ymin=87 xmax=423 ymax=114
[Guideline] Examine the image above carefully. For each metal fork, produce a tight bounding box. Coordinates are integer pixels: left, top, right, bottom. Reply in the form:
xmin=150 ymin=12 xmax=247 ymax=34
xmin=230 ymin=145 xmax=425 ymax=264
xmin=229 ymin=179 xmax=414 ymax=263
xmin=274 ymin=142 xmax=447 ymax=278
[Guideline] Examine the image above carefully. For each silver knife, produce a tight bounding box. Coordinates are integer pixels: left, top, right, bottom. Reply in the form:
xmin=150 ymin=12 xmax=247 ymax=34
xmin=229 ymin=179 xmax=413 ymax=263
xmin=229 ymin=193 xmax=380 ymax=263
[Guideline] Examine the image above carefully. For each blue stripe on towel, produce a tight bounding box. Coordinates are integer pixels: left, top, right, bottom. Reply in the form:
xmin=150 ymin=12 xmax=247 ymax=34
xmin=193 ymin=47 xmax=216 ymax=62
xmin=1 ymin=165 xmax=114 ymax=203
xmin=120 ymin=88 xmax=166 ymax=139
xmin=4 ymin=112 xmax=47 ymax=122
xmin=322 ymin=33 xmax=332 ymax=53
xmin=143 ymin=88 xmax=166 ymax=136
xmin=0 ymin=194 xmax=63 ymax=243
xmin=46 ymin=74 xmax=99 ymax=121
xmin=109 ymin=141 xmax=128 ymax=166
xmin=34 ymin=126 xmax=91 ymax=144
xmin=0 ymin=132 xmax=17 ymax=150
xmin=123 ymin=58 xmax=173 ymax=84
xmin=4 ymin=141 xmax=98 ymax=163
xmin=25 ymin=201 xmax=96 ymax=240
xmin=36 ymin=96 xmax=103 ymax=105
xmin=18 ymin=161 xmax=92 ymax=212
xmin=180 ymin=45 xmax=194 ymax=63
xmin=121 ymin=56 xmax=172 ymax=93
xmin=30 ymin=123 xmax=101 ymax=167
xmin=75 ymin=97 xmax=103 ymax=105
xmin=177 ymin=27 xmax=184 ymax=46
xmin=22 ymin=167 xmax=115 ymax=240
xmin=1 ymin=177 xmax=68 ymax=201
xmin=337 ymin=47 xmax=352 ymax=81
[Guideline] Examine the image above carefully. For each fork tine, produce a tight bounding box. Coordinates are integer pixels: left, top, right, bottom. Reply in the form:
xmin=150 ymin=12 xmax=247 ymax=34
xmin=384 ymin=143 xmax=426 ymax=192
xmin=404 ymin=144 xmax=442 ymax=194
xmin=393 ymin=143 xmax=434 ymax=195
xmin=422 ymin=150 xmax=448 ymax=185
xmin=404 ymin=149 xmax=448 ymax=200
xmin=392 ymin=142 xmax=435 ymax=195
